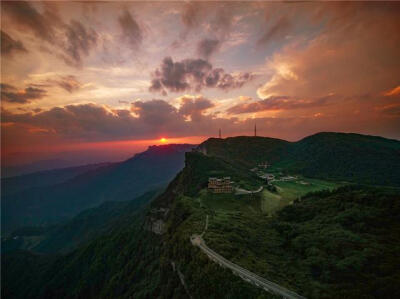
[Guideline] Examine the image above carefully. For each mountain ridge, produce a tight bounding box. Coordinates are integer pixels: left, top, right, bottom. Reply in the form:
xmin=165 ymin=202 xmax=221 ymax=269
xmin=2 ymin=132 xmax=400 ymax=298
xmin=2 ymin=143 xmax=196 ymax=234
xmin=197 ymin=132 xmax=400 ymax=187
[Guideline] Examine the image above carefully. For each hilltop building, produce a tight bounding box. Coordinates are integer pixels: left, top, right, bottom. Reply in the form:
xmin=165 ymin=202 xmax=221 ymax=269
xmin=208 ymin=177 xmax=233 ymax=193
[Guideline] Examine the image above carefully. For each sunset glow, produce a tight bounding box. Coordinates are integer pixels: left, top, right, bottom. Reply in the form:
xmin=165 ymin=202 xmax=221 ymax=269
xmin=1 ymin=1 xmax=399 ymax=169
xmin=2 ymin=2 xmax=400 ymax=296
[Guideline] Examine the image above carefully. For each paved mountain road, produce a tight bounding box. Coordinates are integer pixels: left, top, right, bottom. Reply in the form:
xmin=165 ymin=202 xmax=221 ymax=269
xmin=191 ymin=230 xmax=306 ymax=299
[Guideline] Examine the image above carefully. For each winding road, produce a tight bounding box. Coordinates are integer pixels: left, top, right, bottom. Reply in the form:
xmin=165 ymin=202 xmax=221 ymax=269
xmin=191 ymin=215 xmax=306 ymax=299
xmin=235 ymin=186 xmax=264 ymax=195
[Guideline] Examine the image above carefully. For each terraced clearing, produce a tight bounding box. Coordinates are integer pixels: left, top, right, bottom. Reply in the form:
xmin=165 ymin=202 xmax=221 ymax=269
xmin=197 ymin=176 xmax=341 ymax=217
xmin=261 ymin=177 xmax=341 ymax=215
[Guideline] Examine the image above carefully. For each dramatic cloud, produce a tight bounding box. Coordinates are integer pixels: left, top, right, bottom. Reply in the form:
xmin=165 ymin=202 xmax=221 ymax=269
xmin=2 ymin=1 xmax=59 ymax=43
xmin=178 ymin=95 xmax=214 ymax=121
xmin=64 ymin=20 xmax=98 ymax=66
xmin=1 ymin=30 xmax=27 ymax=56
xmin=2 ymin=101 xmax=199 ymax=142
xmin=181 ymin=2 xmax=235 ymax=35
xmin=1 ymin=83 xmax=47 ymax=104
xmin=2 ymin=1 xmax=400 ymax=162
xmin=118 ymin=10 xmax=142 ymax=48
xmin=149 ymin=57 xmax=254 ymax=95
xmin=177 ymin=2 xmax=236 ymax=56
xmin=257 ymin=2 xmax=400 ymax=99
xmin=197 ymin=38 xmax=220 ymax=59
xmin=257 ymin=15 xmax=291 ymax=46
xmin=384 ymin=86 xmax=400 ymax=97
xmin=53 ymin=75 xmax=82 ymax=93
xmin=1 ymin=98 xmax=221 ymax=142
xmin=227 ymin=95 xmax=332 ymax=114
xmin=4 ymin=99 xmax=398 ymax=149
xmin=181 ymin=2 xmax=203 ymax=29
xmin=2 ymin=103 xmax=134 ymax=140
xmin=131 ymin=99 xmax=182 ymax=127
xmin=3 ymin=1 xmax=98 ymax=67
xmin=211 ymin=5 xmax=235 ymax=37
xmin=376 ymin=103 xmax=400 ymax=117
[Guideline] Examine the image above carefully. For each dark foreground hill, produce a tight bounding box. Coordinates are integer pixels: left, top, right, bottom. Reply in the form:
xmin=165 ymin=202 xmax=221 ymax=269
xmin=2 ymin=144 xmax=195 ymax=234
xmin=3 ymin=134 xmax=400 ymax=299
xmin=199 ymin=132 xmax=400 ymax=187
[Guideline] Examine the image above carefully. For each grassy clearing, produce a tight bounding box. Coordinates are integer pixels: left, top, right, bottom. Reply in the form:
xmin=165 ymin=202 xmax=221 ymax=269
xmin=273 ymin=178 xmax=339 ymax=200
xmin=260 ymin=177 xmax=342 ymax=215
xmin=198 ymin=176 xmax=342 ymax=217
xmin=260 ymin=190 xmax=282 ymax=215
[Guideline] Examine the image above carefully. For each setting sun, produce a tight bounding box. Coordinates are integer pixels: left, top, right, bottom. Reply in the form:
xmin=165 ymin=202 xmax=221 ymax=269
xmin=160 ymin=138 xmax=167 ymax=143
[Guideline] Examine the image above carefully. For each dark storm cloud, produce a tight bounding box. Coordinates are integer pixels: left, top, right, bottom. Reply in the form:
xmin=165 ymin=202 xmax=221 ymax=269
xmin=1 ymin=83 xmax=47 ymax=104
xmin=197 ymin=38 xmax=220 ymax=59
xmin=1 ymin=30 xmax=27 ymax=56
xmin=149 ymin=57 xmax=254 ymax=95
xmin=227 ymin=95 xmax=332 ymax=114
xmin=118 ymin=10 xmax=143 ymax=48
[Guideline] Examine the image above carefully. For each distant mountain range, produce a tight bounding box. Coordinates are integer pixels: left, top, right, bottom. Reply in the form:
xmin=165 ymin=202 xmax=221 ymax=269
xmin=2 ymin=159 xmax=78 ymax=178
xmin=1 ymin=162 xmax=114 ymax=197
xmin=2 ymin=190 xmax=161 ymax=254
xmin=2 ymin=144 xmax=196 ymax=234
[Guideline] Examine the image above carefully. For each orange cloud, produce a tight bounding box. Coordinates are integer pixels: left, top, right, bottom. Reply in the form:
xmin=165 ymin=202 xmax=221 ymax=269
xmin=384 ymin=86 xmax=400 ymax=97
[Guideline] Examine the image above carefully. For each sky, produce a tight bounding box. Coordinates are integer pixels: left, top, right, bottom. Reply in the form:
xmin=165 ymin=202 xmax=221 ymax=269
xmin=1 ymin=1 xmax=400 ymax=167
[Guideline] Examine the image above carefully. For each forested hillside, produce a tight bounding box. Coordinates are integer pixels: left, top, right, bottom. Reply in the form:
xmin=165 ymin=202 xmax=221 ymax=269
xmin=2 ymin=190 xmax=161 ymax=254
xmin=200 ymin=132 xmax=400 ymax=187
xmin=3 ymin=143 xmax=399 ymax=298
xmin=2 ymin=144 xmax=195 ymax=234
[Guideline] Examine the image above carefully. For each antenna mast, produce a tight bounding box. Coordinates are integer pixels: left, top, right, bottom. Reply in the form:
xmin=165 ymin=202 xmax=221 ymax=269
xmin=219 ymin=128 xmax=222 ymax=139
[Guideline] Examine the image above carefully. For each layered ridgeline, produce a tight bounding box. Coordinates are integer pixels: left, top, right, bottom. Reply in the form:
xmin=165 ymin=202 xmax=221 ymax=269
xmin=2 ymin=190 xmax=161 ymax=254
xmin=2 ymin=144 xmax=195 ymax=234
xmin=3 ymin=133 xmax=400 ymax=299
xmin=198 ymin=132 xmax=400 ymax=187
